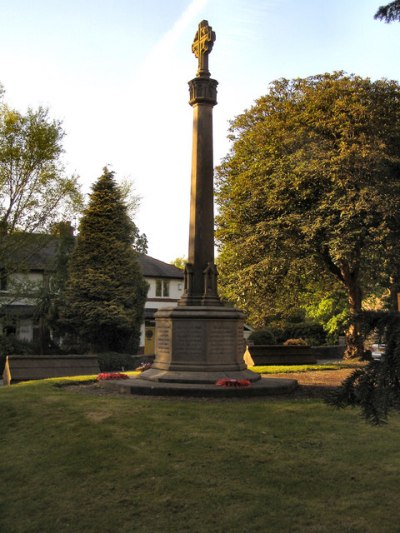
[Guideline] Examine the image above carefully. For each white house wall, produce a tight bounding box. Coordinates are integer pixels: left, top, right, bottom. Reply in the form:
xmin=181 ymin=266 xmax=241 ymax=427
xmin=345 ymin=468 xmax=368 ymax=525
xmin=139 ymin=277 xmax=184 ymax=350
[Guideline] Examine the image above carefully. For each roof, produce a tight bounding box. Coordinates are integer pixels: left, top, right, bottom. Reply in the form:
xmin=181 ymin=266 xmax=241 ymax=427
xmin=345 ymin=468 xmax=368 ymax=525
xmin=137 ymin=255 xmax=184 ymax=279
xmin=1 ymin=233 xmax=184 ymax=280
xmin=1 ymin=234 xmax=59 ymax=271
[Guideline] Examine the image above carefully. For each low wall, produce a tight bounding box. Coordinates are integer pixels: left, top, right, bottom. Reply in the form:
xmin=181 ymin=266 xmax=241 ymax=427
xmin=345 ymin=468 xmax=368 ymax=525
xmin=3 ymin=355 xmax=100 ymax=385
xmin=247 ymin=345 xmax=317 ymax=365
xmin=310 ymin=345 xmax=345 ymax=359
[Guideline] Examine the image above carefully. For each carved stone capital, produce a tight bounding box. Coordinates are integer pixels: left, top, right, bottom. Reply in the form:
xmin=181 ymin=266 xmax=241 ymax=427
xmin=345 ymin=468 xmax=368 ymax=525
xmin=189 ymin=77 xmax=218 ymax=106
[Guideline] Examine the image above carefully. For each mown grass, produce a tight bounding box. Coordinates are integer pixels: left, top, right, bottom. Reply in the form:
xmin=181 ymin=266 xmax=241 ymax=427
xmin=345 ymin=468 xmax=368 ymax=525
xmin=1 ymin=376 xmax=400 ymax=533
xmin=252 ymin=362 xmax=363 ymax=374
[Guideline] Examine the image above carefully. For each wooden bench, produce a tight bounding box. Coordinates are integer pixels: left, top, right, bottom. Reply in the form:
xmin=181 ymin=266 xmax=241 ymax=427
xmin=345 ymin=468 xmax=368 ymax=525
xmin=2 ymin=355 xmax=100 ymax=385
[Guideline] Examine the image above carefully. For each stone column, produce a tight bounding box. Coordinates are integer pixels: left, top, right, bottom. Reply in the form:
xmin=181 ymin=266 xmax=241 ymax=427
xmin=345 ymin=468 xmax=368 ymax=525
xmin=179 ymin=21 xmax=220 ymax=307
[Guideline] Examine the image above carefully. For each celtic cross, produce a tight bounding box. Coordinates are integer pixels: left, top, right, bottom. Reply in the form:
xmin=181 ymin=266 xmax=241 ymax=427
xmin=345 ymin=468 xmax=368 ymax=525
xmin=191 ymin=20 xmax=216 ymax=78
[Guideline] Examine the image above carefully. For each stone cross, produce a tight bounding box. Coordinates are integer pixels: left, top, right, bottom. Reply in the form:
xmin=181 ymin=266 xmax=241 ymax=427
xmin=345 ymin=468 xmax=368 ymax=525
xmin=192 ymin=20 xmax=216 ymax=78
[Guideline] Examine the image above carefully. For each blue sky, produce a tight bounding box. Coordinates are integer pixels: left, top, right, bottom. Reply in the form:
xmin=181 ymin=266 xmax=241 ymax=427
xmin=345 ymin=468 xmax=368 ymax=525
xmin=1 ymin=0 xmax=399 ymax=262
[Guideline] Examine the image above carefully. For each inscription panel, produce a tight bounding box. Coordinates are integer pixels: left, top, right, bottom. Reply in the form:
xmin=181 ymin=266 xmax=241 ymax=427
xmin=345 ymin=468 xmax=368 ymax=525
xmin=155 ymin=320 xmax=172 ymax=360
xmin=207 ymin=320 xmax=242 ymax=362
xmin=173 ymin=320 xmax=205 ymax=360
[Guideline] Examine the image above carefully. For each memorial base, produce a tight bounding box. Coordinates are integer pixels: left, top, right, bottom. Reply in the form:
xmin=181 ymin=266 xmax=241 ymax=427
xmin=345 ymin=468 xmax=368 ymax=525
xmin=140 ymin=306 xmax=260 ymax=384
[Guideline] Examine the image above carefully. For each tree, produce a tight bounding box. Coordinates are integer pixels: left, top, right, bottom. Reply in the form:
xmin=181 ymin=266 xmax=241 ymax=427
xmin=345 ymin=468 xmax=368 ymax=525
xmin=215 ymin=72 xmax=400 ymax=359
xmin=375 ymin=1 xmax=400 ymax=22
xmin=327 ymin=312 xmax=400 ymax=424
xmin=62 ymin=168 xmax=148 ymax=353
xmin=118 ymin=176 xmax=148 ymax=254
xmin=170 ymin=256 xmax=186 ymax=270
xmin=0 ymin=94 xmax=82 ymax=314
xmin=0 ymin=102 xmax=81 ymax=236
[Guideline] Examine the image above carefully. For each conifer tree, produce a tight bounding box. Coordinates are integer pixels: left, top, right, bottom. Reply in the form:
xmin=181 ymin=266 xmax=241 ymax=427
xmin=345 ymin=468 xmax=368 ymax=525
xmin=375 ymin=1 xmax=400 ymax=22
xmin=63 ymin=168 xmax=148 ymax=353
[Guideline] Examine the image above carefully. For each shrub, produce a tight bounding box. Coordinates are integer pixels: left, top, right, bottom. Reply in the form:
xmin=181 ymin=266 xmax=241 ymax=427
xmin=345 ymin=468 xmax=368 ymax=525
xmin=283 ymin=338 xmax=308 ymax=346
xmin=0 ymin=335 xmax=35 ymax=357
xmin=248 ymin=329 xmax=276 ymax=345
xmin=0 ymin=335 xmax=36 ymax=375
xmin=272 ymin=322 xmax=326 ymax=346
xmin=97 ymin=352 xmax=136 ymax=372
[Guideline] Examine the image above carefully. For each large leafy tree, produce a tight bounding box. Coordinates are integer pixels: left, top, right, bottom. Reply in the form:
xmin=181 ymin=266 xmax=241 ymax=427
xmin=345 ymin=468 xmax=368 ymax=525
xmin=375 ymin=1 xmax=400 ymax=22
xmin=0 ymin=88 xmax=82 ymax=318
xmin=0 ymin=101 xmax=81 ymax=236
xmin=216 ymin=72 xmax=400 ymax=358
xmin=62 ymin=168 xmax=148 ymax=353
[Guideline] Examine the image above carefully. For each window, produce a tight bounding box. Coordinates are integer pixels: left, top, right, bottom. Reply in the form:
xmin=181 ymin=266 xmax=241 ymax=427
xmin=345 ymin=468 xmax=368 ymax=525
xmin=155 ymin=279 xmax=170 ymax=297
xmin=156 ymin=279 xmax=162 ymax=297
xmin=163 ymin=280 xmax=169 ymax=297
xmin=0 ymin=268 xmax=7 ymax=291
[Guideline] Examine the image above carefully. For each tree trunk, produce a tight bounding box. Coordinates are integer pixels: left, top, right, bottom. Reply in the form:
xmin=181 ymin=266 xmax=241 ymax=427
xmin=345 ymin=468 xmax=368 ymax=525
xmin=389 ymin=275 xmax=400 ymax=312
xmin=343 ymin=273 xmax=364 ymax=359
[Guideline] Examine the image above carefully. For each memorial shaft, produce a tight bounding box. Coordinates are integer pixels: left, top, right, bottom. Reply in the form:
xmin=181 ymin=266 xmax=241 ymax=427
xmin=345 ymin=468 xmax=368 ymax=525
xmin=180 ymin=20 xmax=220 ymax=306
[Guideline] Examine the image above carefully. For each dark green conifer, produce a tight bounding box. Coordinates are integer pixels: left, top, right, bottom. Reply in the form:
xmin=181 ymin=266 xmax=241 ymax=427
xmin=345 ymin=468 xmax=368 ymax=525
xmin=63 ymin=168 xmax=148 ymax=353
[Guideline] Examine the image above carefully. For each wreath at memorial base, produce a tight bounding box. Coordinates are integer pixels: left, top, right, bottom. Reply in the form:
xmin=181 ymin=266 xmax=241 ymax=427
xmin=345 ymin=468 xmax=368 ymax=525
xmin=215 ymin=378 xmax=251 ymax=387
xmin=97 ymin=372 xmax=129 ymax=381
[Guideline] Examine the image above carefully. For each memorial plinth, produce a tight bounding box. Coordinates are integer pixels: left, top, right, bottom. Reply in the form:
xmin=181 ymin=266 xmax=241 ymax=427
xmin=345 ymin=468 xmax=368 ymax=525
xmin=140 ymin=306 xmax=258 ymax=383
xmin=141 ymin=20 xmax=260 ymax=384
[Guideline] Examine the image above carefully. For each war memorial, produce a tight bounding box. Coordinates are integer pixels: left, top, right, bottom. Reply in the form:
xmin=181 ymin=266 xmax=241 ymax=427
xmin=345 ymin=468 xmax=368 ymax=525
xmin=104 ymin=20 xmax=297 ymax=396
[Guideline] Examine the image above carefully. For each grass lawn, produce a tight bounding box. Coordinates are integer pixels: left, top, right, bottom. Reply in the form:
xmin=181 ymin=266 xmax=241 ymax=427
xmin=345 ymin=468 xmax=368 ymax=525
xmin=1 ymin=375 xmax=400 ymax=533
xmin=251 ymin=362 xmax=363 ymax=374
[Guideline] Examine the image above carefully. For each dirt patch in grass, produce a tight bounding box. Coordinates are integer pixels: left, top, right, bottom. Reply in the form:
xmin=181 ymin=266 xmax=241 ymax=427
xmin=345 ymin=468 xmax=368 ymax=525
xmin=266 ymin=368 xmax=356 ymax=399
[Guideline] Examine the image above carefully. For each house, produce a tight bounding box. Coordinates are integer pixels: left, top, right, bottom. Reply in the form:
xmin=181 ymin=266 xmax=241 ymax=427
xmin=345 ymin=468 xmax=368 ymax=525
xmin=0 ymin=234 xmax=59 ymax=344
xmin=0 ymin=238 xmax=253 ymax=355
xmin=138 ymin=255 xmax=184 ymax=354
xmin=0 ymin=235 xmax=184 ymax=354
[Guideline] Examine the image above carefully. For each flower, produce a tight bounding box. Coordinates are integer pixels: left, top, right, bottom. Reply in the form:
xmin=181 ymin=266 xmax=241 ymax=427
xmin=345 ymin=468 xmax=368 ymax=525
xmin=215 ymin=378 xmax=251 ymax=387
xmin=136 ymin=362 xmax=153 ymax=372
xmin=97 ymin=372 xmax=129 ymax=381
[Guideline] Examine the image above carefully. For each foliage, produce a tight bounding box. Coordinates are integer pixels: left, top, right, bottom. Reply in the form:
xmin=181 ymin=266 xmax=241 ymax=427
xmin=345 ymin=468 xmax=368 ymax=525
xmin=272 ymin=322 xmax=326 ymax=346
xmin=0 ymin=102 xmax=82 ymax=236
xmin=248 ymin=328 xmax=276 ymax=345
xmin=96 ymin=351 xmax=137 ymax=372
xmin=283 ymin=338 xmax=307 ymax=346
xmin=216 ymin=72 xmax=400 ymax=359
xmin=327 ymin=312 xmax=400 ymax=424
xmin=170 ymin=256 xmax=186 ymax=270
xmin=0 ymin=94 xmax=82 ymax=324
xmin=0 ymin=334 xmax=35 ymax=374
xmin=303 ymin=290 xmax=349 ymax=343
xmin=375 ymin=0 xmax=400 ymax=22
xmin=0 ymin=334 xmax=35 ymax=357
xmin=61 ymin=168 xmax=148 ymax=353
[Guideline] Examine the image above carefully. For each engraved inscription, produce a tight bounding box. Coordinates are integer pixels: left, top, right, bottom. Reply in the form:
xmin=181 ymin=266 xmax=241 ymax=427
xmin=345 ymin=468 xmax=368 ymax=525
xmin=207 ymin=321 xmax=237 ymax=361
xmin=173 ymin=321 xmax=205 ymax=359
xmin=156 ymin=322 xmax=172 ymax=358
xmin=236 ymin=320 xmax=244 ymax=359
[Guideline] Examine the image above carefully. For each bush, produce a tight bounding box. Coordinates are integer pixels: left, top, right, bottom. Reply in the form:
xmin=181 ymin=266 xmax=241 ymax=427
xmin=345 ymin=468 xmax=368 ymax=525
xmin=97 ymin=352 xmax=136 ymax=372
xmin=272 ymin=322 xmax=326 ymax=346
xmin=248 ymin=329 xmax=277 ymax=345
xmin=0 ymin=334 xmax=36 ymax=375
xmin=283 ymin=338 xmax=308 ymax=346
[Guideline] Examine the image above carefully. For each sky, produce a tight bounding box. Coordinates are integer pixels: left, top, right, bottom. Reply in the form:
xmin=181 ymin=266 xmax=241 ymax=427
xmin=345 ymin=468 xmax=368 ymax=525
xmin=1 ymin=0 xmax=400 ymax=263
